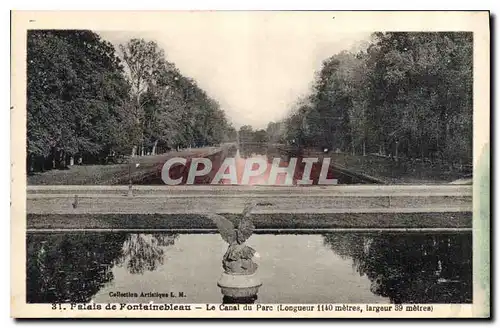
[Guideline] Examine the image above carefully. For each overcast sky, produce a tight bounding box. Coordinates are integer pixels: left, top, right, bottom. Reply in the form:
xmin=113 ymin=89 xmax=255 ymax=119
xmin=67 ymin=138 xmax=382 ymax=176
xmin=98 ymin=20 xmax=370 ymax=129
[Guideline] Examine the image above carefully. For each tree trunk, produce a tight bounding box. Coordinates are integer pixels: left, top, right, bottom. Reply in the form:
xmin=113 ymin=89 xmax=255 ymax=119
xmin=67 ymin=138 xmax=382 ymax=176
xmin=27 ymin=154 xmax=34 ymax=173
xmin=363 ymin=141 xmax=366 ymax=156
xmin=52 ymin=151 xmax=56 ymax=169
xmin=59 ymin=150 xmax=65 ymax=168
xmin=151 ymin=140 xmax=159 ymax=156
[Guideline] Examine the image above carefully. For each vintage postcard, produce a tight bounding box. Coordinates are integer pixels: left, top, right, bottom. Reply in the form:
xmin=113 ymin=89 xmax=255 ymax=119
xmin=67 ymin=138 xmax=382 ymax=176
xmin=11 ymin=11 xmax=490 ymax=318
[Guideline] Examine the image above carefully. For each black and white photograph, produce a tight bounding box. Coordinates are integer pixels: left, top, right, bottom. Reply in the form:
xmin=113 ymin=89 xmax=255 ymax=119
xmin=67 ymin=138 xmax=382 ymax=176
xmin=11 ymin=10 xmax=490 ymax=318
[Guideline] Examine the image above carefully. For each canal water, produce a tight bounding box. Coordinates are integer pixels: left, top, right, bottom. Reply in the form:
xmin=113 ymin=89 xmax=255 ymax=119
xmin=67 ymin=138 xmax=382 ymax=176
xmin=138 ymin=144 xmax=369 ymax=185
xmin=26 ymin=231 xmax=472 ymax=304
xmin=222 ymin=144 xmax=370 ymax=185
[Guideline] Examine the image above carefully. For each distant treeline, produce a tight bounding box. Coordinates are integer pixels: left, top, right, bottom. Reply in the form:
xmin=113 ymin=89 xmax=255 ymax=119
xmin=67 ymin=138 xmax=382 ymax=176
xmin=282 ymin=32 xmax=473 ymax=164
xmin=27 ymin=30 xmax=237 ymax=172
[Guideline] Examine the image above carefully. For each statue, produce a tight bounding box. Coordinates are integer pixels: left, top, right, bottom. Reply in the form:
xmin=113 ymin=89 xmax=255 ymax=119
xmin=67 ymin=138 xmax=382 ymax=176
xmin=207 ymin=202 xmax=262 ymax=302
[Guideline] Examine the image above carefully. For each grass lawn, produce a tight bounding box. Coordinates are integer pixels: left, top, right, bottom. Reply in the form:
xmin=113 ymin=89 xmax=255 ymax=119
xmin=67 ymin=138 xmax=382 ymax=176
xmin=27 ymin=147 xmax=220 ymax=185
xmin=301 ymin=150 xmax=471 ymax=184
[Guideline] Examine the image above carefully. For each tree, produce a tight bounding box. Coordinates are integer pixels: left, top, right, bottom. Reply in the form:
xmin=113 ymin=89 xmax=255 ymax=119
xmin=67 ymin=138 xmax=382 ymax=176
xmin=266 ymin=121 xmax=286 ymax=144
xmin=253 ymin=129 xmax=269 ymax=144
xmin=283 ymin=32 xmax=473 ymax=166
xmin=225 ymin=125 xmax=238 ymax=142
xmin=238 ymin=125 xmax=254 ymax=145
xmin=119 ymin=38 xmax=233 ymax=155
xmin=27 ymin=30 xmax=130 ymax=171
xmin=119 ymin=39 xmax=168 ymax=156
xmin=366 ymin=32 xmax=472 ymax=162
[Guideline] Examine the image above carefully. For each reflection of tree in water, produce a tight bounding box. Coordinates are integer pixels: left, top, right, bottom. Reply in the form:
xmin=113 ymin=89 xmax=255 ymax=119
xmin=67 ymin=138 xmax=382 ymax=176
xmin=26 ymin=232 xmax=126 ymax=303
xmin=323 ymin=233 xmax=472 ymax=303
xmin=26 ymin=232 xmax=178 ymax=303
xmin=238 ymin=145 xmax=280 ymax=159
xmin=115 ymin=233 xmax=178 ymax=274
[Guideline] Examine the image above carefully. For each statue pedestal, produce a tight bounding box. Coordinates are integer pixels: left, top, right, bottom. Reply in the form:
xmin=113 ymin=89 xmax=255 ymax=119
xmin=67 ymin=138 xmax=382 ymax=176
xmin=217 ymin=272 xmax=262 ymax=298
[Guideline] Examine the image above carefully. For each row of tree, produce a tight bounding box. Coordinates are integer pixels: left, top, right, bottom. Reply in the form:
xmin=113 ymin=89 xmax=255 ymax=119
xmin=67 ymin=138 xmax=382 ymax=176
xmin=283 ymin=32 xmax=473 ymax=165
xmin=27 ymin=30 xmax=236 ymax=172
xmin=237 ymin=122 xmax=287 ymax=146
xmin=238 ymin=125 xmax=268 ymax=144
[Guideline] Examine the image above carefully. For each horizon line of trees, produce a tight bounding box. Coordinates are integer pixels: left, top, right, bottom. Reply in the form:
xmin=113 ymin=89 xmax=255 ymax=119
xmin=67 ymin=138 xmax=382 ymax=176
xmin=282 ymin=32 xmax=473 ymax=165
xmin=236 ymin=121 xmax=288 ymax=146
xmin=27 ymin=30 xmax=237 ymax=172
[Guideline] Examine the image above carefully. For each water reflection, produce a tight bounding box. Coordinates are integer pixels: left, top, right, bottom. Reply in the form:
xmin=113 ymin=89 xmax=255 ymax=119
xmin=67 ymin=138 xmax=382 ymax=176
xmin=323 ymin=233 xmax=472 ymax=303
xmin=117 ymin=234 xmax=178 ymax=274
xmin=26 ymin=233 xmax=123 ymax=303
xmin=26 ymin=232 xmax=177 ymax=303
xmin=26 ymin=231 xmax=472 ymax=304
xmin=237 ymin=144 xmax=279 ymax=160
xmin=235 ymin=144 xmax=364 ymax=184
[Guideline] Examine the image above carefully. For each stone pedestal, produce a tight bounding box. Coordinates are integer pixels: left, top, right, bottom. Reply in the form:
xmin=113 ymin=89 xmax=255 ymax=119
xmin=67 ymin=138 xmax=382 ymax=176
xmin=217 ymin=272 xmax=262 ymax=298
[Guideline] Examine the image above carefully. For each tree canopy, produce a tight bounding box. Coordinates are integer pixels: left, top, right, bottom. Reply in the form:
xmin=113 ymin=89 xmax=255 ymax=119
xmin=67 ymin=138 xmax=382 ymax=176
xmin=27 ymin=31 xmax=235 ymax=172
xmin=283 ymin=32 xmax=473 ymax=165
xmin=27 ymin=30 xmax=131 ymax=169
